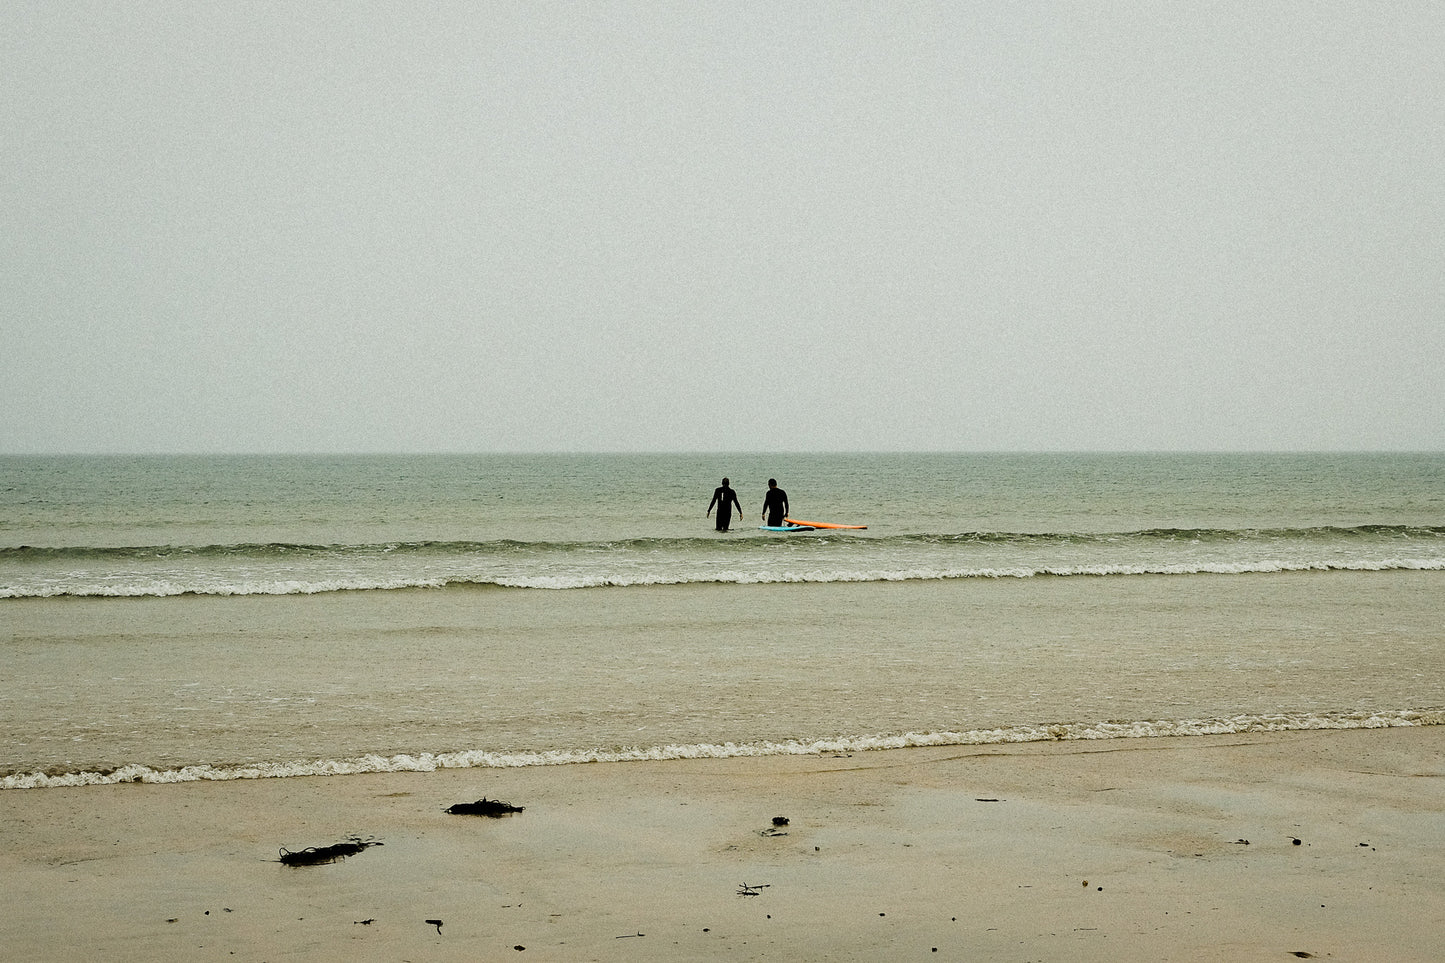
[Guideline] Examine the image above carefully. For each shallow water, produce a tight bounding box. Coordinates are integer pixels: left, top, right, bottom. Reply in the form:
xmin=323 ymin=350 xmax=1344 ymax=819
xmin=2 ymin=453 xmax=1442 ymax=786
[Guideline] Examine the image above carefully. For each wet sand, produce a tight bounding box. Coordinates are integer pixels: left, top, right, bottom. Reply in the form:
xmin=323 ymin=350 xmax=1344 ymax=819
xmin=1 ymin=726 xmax=1441 ymax=962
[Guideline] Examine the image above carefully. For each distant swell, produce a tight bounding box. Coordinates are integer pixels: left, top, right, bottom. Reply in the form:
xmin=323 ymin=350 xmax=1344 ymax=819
xmin=4 ymin=524 xmax=1443 ymax=561
xmin=3 ymin=708 xmax=1439 ymax=789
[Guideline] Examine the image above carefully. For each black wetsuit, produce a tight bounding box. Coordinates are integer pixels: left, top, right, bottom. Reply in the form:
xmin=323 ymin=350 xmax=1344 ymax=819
xmin=710 ymin=485 xmax=740 ymax=531
xmin=763 ymin=487 xmax=789 ymax=527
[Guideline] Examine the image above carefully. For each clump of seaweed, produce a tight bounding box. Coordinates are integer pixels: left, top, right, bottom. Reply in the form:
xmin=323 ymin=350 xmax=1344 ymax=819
xmin=277 ymin=835 xmax=382 ymax=866
xmin=444 ymin=797 xmax=524 ymax=817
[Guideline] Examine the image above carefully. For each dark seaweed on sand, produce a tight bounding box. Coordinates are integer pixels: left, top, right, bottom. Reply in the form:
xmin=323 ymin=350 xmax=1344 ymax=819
xmin=277 ymin=835 xmax=382 ymax=866
xmin=445 ymin=797 xmax=524 ymax=817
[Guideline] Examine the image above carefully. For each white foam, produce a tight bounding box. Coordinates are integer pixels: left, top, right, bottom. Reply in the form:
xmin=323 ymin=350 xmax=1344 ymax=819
xmin=4 ymin=708 xmax=1437 ymax=790
xmin=6 ymin=556 xmax=1441 ymax=598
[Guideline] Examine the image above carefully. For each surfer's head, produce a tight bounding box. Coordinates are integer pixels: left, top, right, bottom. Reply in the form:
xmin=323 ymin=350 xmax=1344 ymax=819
xmin=768 ymin=478 xmax=777 ymax=487
xmin=722 ymin=478 xmax=729 ymax=486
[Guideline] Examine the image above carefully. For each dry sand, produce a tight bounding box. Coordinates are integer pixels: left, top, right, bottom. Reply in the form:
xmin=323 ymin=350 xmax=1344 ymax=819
xmin=2 ymin=726 xmax=1441 ymax=962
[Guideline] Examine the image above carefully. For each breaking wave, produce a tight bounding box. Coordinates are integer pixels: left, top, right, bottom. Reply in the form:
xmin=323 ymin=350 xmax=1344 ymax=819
xmin=5 ymin=707 xmax=1439 ymax=790
xmin=4 ymin=525 xmax=1442 ymax=598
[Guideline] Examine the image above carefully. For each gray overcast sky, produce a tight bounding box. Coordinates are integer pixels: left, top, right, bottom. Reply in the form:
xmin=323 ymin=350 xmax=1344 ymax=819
xmin=3 ymin=2 xmax=1442 ymax=453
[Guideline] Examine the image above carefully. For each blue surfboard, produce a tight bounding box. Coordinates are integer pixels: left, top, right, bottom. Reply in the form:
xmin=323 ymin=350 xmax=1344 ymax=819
xmin=760 ymin=524 xmax=814 ymax=532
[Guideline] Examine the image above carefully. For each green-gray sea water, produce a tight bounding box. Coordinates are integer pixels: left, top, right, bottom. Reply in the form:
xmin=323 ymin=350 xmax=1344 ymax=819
xmin=3 ymin=453 xmax=1442 ymax=786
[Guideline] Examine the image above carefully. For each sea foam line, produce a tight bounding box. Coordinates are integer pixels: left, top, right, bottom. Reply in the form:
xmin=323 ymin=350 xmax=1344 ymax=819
xmin=3 ymin=708 xmax=1438 ymax=790
xmin=4 ymin=556 xmax=1444 ymax=597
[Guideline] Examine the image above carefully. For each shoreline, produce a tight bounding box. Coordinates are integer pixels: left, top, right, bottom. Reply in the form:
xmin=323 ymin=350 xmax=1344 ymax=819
xmin=3 ymin=727 xmax=1441 ymax=961
xmin=5 ymin=707 xmax=1440 ymax=789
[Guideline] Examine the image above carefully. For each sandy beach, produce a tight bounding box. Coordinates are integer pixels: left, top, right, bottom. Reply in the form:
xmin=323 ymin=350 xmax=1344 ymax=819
xmin=2 ymin=726 xmax=1440 ymax=962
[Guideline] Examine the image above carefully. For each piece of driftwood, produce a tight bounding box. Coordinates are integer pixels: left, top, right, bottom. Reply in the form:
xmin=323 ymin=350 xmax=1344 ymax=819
xmin=277 ymin=836 xmax=382 ymax=866
xmin=444 ymin=797 xmax=524 ymax=817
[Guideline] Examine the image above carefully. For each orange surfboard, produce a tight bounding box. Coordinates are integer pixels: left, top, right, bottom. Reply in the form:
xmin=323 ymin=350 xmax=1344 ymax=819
xmin=784 ymin=518 xmax=867 ymax=530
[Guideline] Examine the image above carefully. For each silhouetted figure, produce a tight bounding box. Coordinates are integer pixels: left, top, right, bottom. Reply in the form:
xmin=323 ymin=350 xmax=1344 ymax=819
xmin=761 ymin=478 xmax=789 ymax=527
xmin=707 ymin=478 xmax=742 ymax=531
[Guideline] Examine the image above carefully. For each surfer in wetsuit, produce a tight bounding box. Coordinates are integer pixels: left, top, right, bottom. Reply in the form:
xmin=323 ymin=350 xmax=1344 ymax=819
xmin=707 ymin=478 xmax=742 ymax=531
xmin=761 ymin=478 xmax=789 ymax=527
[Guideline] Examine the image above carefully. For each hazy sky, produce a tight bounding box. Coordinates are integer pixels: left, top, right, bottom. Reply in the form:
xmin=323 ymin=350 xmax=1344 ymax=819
xmin=4 ymin=2 xmax=1442 ymax=453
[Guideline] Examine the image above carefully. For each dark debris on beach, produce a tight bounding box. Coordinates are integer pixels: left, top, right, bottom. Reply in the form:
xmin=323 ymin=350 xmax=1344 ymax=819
xmin=445 ymin=797 xmax=525 ymax=817
xmin=277 ymin=835 xmax=382 ymax=866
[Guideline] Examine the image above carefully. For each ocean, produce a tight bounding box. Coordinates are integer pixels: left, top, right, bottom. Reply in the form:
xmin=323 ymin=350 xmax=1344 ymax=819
xmin=2 ymin=452 xmax=1442 ymax=789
